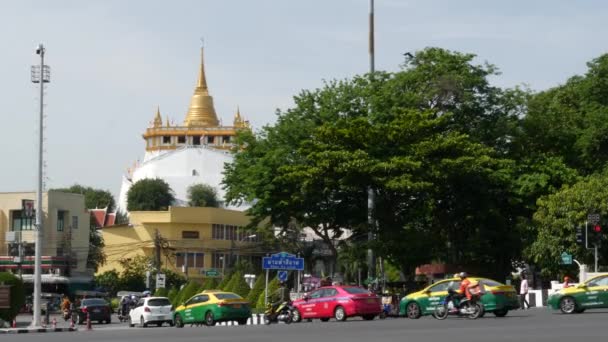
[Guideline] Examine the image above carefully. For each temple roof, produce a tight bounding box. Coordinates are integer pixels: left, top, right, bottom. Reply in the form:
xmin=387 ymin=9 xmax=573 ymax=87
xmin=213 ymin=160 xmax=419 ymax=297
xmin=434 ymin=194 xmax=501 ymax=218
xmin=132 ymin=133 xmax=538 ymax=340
xmin=184 ymin=48 xmax=219 ymax=127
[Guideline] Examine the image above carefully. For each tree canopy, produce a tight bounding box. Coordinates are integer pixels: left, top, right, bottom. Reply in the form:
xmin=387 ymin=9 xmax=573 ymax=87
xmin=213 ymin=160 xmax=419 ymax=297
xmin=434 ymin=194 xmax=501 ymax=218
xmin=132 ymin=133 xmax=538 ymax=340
xmin=127 ymin=178 xmax=175 ymax=211
xmin=187 ymin=183 xmax=220 ymax=207
xmin=53 ymin=184 xmax=115 ymax=211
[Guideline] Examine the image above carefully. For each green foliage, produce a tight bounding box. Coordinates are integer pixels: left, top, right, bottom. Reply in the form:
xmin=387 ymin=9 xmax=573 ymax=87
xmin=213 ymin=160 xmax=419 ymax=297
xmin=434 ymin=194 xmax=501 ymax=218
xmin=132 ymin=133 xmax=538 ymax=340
xmin=117 ymin=255 xmax=153 ymax=292
xmin=161 ymin=268 xmax=187 ymax=290
xmin=0 ymin=272 xmax=25 ymax=322
xmin=127 ymin=178 xmax=175 ymax=211
xmin=94 ymin=270 xmax=121 ymax=296
xmin=167 ymin=287 xmax=178 ymax=303
xmin=187 ymin=183 xmax=220 ymax=207
xmin=202 ymin=278 xmax=218 ymax=290
xmin=110 ymin=298 xmax=119 ymax=311
xmin=154 ymin=287 xmax=168 ymax=297
xmin=231 ymin=273 xmax=251 ymax=298
xmin=223 ymin=271 xmax=239 ymax=292
xmin=52 ymin=185 xmax=115 ymax=211
xmin=246 ymin=274 xmax=265 ymax=305
xmin=256 ymin=278 xmax=278 ymax=310
xmin=174 ymin=281 xmax=201 ymax=306
xmin=217 ymin=272 xmax=233 ymax=290
xmin=87 ymin=225 xmax=106 ymax=271
xmin=527 ymin=171 xmax=608 ymax=275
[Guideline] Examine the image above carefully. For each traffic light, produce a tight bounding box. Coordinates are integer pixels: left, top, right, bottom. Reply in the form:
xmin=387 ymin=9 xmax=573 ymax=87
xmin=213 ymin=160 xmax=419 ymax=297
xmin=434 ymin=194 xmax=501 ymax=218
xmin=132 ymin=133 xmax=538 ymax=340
xmin=589 ymin=224 xmax=603 ymax=247
xmin=575 ymin=226 xmax=585 ymax=246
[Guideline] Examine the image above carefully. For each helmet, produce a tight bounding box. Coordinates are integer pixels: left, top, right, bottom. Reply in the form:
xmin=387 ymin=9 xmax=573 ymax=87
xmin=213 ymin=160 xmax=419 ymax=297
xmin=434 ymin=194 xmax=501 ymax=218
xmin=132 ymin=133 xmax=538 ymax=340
xmin=459 ymin=272 xmax=468 ymax=279
xmin=564 ymin=276 xmax=570 ymax=281
xmin=453 ymin=273 xmax=459 ymax=278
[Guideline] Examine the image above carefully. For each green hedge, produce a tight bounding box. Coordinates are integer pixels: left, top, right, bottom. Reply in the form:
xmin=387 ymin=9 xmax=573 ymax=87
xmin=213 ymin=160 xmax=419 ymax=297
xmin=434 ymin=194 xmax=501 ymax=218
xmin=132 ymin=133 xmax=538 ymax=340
xmin=0 ymin=272 xmax=25 ymax=322
xmin=256 ymin=278 xmax=278 ymax=310
xmin=154 ymin=287 xmax=168 ymax=297
xmin=246 ymin=274 xmax=265 ymax=305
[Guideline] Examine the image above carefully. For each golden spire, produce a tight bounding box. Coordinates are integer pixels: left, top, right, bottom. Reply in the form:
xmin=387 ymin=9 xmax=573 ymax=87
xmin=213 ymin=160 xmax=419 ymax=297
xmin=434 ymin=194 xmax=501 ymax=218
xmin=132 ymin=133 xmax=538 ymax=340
xmin=153 ymin=106 xmax=162 ymax=128
xmin=184 ymin=47 xmax=219 ymax=127
xmin=233 ymin=106 xmax=244 ymax=127
xmin=166 ymin=116 xmax=171 ymax=127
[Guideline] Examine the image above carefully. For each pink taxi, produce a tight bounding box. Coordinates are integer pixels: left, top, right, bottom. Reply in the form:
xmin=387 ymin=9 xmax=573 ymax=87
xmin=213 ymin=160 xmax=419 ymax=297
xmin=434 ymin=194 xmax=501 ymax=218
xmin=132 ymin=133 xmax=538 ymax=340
xmin=292 ymin=286 xmax=382 ymax=322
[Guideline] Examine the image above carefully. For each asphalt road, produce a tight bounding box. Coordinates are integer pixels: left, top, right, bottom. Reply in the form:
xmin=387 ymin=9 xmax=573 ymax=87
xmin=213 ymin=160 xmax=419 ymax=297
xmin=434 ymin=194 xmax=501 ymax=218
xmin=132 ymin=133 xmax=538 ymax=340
xmin=6 ymin=308 xmax=608 ymax=342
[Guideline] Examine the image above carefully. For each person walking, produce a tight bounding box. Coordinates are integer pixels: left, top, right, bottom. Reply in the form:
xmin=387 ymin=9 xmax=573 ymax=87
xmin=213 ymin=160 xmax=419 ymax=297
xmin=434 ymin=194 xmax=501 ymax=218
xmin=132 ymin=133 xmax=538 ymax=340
xmin=519 ymin=274 xmax=530 ymax=310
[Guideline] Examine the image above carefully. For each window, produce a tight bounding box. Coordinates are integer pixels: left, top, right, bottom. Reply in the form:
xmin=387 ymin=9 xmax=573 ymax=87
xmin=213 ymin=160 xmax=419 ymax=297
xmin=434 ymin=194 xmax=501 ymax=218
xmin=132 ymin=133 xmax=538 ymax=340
xmin=214 ymin=293 xmax=242 ymax=300
xmin=147 ymin=298 xmax=171 ymax=307
xmin=11 ymin=210 xmax=35 ymax=231
xmin=57 ymin=210 xmax=67 ymax=231
xmin=193 ymin=136 xmax=201 ymax=145
xmin=207 ymin=136 xmax=215 ymax=144
xmin=162 ymin=136 xmax=171 ymax=144
xmin=222 ymin=136 xmax=230 ymax=143
xmin=321 ymin=288 xmax=338 ymax=297
xmin=587 ymin=276 xmax=608 ymax=287
xmin=343 ymin=287 xmax=369 ymax=294
xmin=175 ymin=252 xmax=204 ymax=268
xmin=182 ymin=231 xmax=199 ymax=239
xmin=178 ymin=136 xmax=186 ymax=144
xmin=309 ymin=290 xmax=323 ymax=299
xmin=71 ymin=216 xmax=78 ymax=229
xmin=212 ymin=253 xmax=227 ymax=269
xmin=56 ymin=247 xmax=64 ymax=256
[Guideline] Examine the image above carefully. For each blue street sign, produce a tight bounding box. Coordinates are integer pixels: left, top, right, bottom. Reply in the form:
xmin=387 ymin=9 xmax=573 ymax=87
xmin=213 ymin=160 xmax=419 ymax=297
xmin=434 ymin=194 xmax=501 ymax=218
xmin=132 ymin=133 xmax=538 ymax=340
xmin=278 ymin=271 xmax=288 ymax=282
xmin=262 ymin=252 xmax=304 ymax=271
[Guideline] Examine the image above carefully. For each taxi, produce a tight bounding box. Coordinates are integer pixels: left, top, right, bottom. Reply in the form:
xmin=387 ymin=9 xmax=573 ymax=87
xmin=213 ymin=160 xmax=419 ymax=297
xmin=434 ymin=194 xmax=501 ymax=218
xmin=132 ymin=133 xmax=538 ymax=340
xmin=399 ymin=277 xmax=519 ymax=319
xmin=173 ymin=290 xmax=251 ymax=327
xmin=547 ymin=274 xmax=608 ymax=314
xmin=292 ymin=285 xmax=382 ymax=322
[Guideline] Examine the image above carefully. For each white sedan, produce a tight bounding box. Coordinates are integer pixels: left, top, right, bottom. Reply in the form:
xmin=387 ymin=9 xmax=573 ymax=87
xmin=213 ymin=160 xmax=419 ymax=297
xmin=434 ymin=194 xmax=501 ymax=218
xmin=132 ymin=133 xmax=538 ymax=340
xmin=129 ymin=297 xmax=174 ymax=327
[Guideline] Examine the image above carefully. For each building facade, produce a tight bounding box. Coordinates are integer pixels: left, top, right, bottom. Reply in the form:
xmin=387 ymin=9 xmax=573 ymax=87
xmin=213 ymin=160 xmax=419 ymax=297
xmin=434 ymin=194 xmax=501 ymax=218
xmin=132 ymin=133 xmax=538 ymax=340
xmin=98 ymin=207 xmax=263 ymax=281
xmin=117 ymin=47 xmax=250 ymax=212
xmin=0 ymin=191 xmax=91 ymax=292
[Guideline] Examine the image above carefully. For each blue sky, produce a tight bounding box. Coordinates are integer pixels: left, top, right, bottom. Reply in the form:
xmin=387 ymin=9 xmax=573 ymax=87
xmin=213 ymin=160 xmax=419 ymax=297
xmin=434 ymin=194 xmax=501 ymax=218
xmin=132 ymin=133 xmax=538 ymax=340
xmin=0 ymin=0 xmax=607 ymax=199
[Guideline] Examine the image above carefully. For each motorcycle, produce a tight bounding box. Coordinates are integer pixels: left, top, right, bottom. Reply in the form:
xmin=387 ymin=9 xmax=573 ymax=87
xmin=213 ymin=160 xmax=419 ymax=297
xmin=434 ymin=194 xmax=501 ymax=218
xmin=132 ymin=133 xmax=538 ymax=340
xmin=62 ymin=309 xmax=71 ymax=322
xmin=264 ymin=301 xmax=294 ymax=325
xmin=432 ymin=288 xmax=484 ymax=320
xmin=117 ymin=304 xmax=132 ymax=323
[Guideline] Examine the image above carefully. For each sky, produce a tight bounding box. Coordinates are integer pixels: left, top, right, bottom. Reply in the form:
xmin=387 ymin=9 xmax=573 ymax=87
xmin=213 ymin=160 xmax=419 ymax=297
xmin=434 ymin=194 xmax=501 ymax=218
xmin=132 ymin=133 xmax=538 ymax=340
xmin=0 ymin=0 xmax=607 ymax=200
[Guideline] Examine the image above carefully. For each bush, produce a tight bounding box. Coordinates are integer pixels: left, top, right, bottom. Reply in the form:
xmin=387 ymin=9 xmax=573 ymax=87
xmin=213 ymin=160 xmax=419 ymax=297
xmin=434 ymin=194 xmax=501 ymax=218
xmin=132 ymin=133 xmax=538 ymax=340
xmin=0 ymin=272 xmax=25 ymax=322
xmin=217 ymin=272 xmax=233 ymax=290
xmin=154 ymin=287 xmax=168 ymax=297
xmin=167 ymin=288 xmax=178 ymax=303
xmin=231 ymin=273 xmax=251 ymax=298
xmin=174 ymin=281 xmax=200 ymax=306
xmin=110 ymin=297 xmax=120 ymax=311
xmin=223 ymin=271 xmax=240 ymax=292
xmin=246 ymin=274 xmax=265 ymax=305
xmin=256 ymin=278 xmax=278 ymax=310
xmin=202 ymin=278 xmax=218 ymax=290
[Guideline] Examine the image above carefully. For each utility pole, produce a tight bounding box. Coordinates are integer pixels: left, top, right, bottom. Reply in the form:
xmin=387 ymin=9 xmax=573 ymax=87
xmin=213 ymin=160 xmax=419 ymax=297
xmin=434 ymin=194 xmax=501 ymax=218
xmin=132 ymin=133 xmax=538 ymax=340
xmin=366 ymin=0 xmax=376 ymax=284
xmin=154 ymin=229 xmax=162 ymax=270
xmin=30 ymin=43 xmax=50 ymax=328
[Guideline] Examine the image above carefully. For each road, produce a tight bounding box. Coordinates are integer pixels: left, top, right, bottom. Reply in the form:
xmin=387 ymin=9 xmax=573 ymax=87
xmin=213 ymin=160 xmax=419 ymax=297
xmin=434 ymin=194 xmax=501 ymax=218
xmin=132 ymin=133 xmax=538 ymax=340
xmin=5 ymin=308 xmax=608 ymax=342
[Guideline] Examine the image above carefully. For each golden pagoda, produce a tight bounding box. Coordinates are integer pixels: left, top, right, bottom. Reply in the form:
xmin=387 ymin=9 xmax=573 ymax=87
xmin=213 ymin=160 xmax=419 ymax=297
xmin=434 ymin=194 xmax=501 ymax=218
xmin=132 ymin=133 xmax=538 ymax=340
xmin=142 ymin=48 xmax=249 ymax=153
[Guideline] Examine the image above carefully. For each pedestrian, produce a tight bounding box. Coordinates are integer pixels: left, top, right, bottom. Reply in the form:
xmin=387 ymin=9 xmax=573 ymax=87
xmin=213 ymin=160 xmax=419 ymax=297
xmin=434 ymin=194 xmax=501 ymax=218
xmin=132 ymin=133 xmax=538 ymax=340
xmin=519 ymin=274 xmax=530 ymax=310
xmin=563 ymin=276 xmax=572 ymax=289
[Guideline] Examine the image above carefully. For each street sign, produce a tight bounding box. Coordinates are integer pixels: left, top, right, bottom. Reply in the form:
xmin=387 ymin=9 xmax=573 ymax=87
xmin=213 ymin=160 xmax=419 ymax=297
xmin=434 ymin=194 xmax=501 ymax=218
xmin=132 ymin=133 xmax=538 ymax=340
xmin=561 ymin=252 xmax=573 ymax=265
xmin=22 ymin=199 xmax=34 ymax=218
xmin=201 ymin=269 xmax=222 ymax=278
xmin=278 ymin=271 xmax=288 ymax=282
xmin=262 ymin=252 xmax=304 ymax=271
xmin=588 ymin=213 xmax=600 ymax=225
xmin=156 ymin=273 xmax=166 ymax=288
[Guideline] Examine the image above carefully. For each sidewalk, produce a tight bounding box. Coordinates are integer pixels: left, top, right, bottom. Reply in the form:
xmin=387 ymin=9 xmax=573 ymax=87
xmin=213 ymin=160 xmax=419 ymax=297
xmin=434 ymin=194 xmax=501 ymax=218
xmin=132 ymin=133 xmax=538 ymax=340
xmin=0 ymin=313 xmax=78 ymax=334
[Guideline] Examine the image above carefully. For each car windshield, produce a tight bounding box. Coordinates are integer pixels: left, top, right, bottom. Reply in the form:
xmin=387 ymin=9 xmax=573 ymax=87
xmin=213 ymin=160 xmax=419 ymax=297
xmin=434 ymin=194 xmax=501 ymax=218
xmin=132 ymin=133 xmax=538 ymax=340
xmin=214 ymin=293 xmax=241 ymax=300
xmin=148 ymin=298 xmax=171 ymax=306
xmin=342 ymin=287 xmax=369 ymax=294
xmin=82 ymin=299 xmax=107 ymax=306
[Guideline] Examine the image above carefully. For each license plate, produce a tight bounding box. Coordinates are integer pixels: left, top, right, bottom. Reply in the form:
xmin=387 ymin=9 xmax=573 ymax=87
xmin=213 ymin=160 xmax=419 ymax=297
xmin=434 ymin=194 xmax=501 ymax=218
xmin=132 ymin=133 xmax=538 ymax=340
xmin=93 ymin=309 xmax=100 ymax=313
xmin=366 ymin=299 xmax=375 ymax=303
xmin=233 ymin=304 xmax=241 ymax=309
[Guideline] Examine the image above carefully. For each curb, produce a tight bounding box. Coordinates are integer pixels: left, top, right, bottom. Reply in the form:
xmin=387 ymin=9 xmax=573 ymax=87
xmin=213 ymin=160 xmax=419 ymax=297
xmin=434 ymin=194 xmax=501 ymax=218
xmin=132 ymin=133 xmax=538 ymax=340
xmin=0 ymin=327 xmax=78 ymax=334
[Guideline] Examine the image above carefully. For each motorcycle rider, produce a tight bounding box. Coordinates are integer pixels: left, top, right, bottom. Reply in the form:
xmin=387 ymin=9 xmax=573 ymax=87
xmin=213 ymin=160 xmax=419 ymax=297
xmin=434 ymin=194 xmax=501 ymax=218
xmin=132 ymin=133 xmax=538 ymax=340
xmin=119 ymin=295 xmax=130 ymax=318
xmin=269 ymin=281 xmax=291 ymax=316
xmin=60 ymin=295 xmax=72 ymax=321
xmin=458 ymin=272 xmax=481 ymax=311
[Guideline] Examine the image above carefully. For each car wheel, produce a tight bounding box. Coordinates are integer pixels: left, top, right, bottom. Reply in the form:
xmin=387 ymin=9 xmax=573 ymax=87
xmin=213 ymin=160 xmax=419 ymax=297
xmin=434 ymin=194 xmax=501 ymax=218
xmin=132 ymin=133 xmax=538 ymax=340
xmin=292 ymin=309 xmax=302 ymax=323
xmin=156 ymin=322 xmax=162 ymax=327
xmin=406 ymin=302 xmax=422 ymax=319
xmin=98 ymin=320 xmax=103 ymax=324
xmin=493 ymin=309 xmax=508 ymax=317
xmin=334 ymin=306 xmax=347 ymax=322
xmin=174 ymin=314 xmax=184 ymax=328
xmin=141 ymin=316 xmax=148 ymax=328
xmin=106 ymin=318 xmax=111 ymax=324
xmin=128 ymin=315 xmax=135 ymax=328
xmin=560 ymin=297 xmax=577 ymax=314
xmin=362 ymin=315 xmax=375 ymax=321
xmin=320 ymin=318 xmax=330 ymax=322
xmin=237 ymin=318 xmax=248 ymax=325
xmin=205 ymin=311 xmax=216 ymax=326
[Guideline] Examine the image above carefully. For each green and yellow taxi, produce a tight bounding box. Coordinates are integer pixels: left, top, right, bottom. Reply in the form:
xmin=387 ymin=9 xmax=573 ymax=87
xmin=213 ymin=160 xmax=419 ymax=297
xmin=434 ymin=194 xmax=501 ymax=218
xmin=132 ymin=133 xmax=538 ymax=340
xmin=173 ymin=290 xmax=251 ymax=327
xmin=399 ymin=277 xmax=519 ymax=319
xmin=547 ymin=274 xmax=608 ymax=314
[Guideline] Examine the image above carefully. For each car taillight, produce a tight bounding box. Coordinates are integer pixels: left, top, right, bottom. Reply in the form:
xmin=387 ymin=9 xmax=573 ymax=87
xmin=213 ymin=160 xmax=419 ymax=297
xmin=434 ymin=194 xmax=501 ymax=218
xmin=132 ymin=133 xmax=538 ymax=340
xmin=82 ymin=306 xmax=87 ymax=313
xmin=217 ymin=302 xmax=226 ymax=307
xmin=144 ymin=307 xmax=151 ymax=312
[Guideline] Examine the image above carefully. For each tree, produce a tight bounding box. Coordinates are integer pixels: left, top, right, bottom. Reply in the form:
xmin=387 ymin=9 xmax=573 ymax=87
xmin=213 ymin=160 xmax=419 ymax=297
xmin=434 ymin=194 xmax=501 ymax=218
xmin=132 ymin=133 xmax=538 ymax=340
xmin=256 ymin=278 xmax=279 ymax=310
xmin=187 ymin=183 xmax=220 ymax=207
xmin=154 ymin=287 xmax=168 ymax=297
xmin=53 ymin=184 xmax=116 ymax=211
xmin=94 ymin=270 xmax=121 ymax=296
xmin=174 ymin=281 xmax=200 ymax=306
xmin=88 ymin=225 xmax=106 ymax=271
xmin=127 ymin=178 xmax=175 ymax=211
xmin=218 ymin=272 xmax=234 ymax=291
xmin=0 ymin=272 xmax=25 ymax=322
xmin=202 ymin=278 xmax=218 ymax=291
xmin=246 ymin=274 xmax=265 ymax=305
xmin=117 ymin=255 xmax=153 ymax=292
xmin=527 ymin=170 xmax=608 ymax=276
xmin=167 ymin=287 xmax=179 ymax=303
xmin=231 ymin=273 xmax=251 ymax=298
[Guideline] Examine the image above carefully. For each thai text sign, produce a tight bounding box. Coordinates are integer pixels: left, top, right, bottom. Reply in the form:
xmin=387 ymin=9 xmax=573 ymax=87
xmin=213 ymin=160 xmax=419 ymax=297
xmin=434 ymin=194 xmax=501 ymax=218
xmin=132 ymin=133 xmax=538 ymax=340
xmin=263 ymin=252 xmax=304 ymax=271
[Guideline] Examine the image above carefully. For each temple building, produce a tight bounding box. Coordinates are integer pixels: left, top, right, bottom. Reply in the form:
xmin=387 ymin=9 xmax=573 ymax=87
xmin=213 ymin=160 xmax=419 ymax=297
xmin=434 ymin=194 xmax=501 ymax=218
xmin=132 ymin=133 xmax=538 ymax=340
xmin=117 ymin=48 xmax=250 ymax=212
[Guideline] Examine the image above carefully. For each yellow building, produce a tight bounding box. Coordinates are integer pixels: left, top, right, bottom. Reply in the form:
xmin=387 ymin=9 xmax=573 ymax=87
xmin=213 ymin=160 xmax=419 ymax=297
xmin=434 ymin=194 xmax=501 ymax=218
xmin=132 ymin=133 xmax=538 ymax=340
xmin=0 ymin=191 xmax=91 ymax=292
xmin=99 ymin=207 xmax=263 ymax=280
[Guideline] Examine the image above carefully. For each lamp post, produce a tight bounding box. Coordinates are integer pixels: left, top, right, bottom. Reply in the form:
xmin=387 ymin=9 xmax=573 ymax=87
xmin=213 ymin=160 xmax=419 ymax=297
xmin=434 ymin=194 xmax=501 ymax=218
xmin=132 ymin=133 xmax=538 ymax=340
xmin=30 ymin=43 xmax=50 ymax=328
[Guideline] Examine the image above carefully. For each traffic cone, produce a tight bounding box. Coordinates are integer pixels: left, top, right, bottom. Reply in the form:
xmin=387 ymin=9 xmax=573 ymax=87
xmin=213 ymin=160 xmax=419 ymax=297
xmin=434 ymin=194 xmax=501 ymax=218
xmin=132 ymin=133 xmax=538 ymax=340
xmin=52 ymin=317 xmax=57 ymax=329
xmin=70 ymin=319 xmax=75 ymax=329
xmin=12 ymin=319 xmax=16 ymax=328
xmin=86 ymin=312 xmax=92 ymax=331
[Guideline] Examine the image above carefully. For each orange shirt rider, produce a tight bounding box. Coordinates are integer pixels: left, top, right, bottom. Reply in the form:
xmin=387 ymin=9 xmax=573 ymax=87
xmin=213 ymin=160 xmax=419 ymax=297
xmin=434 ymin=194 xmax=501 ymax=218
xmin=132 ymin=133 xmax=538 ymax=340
xmin=459 ymin=278 xmax=473 ymax=300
